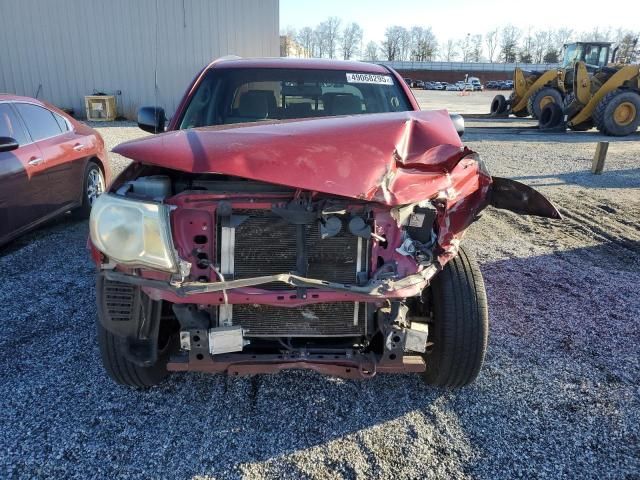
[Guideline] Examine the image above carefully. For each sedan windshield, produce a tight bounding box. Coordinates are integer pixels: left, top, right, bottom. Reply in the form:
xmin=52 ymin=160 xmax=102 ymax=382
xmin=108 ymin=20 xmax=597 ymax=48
xmin=178 ymin=68 xmax=411 ymax=129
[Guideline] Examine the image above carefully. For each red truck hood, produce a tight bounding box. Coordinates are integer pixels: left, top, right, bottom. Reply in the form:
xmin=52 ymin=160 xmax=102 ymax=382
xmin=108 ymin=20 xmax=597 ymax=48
xmin=113 ymin=110 xmax=468 ymax=206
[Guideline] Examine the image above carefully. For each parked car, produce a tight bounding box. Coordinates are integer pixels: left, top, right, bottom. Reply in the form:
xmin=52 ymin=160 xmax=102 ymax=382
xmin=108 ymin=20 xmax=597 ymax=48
xmin=0 ymin=95 xmax=110 ymax=246
xmin=486 ymin=81 xmax=497 ymax=89
xmin=445 ymin=83 xmax=462 ymax=91
xmin=434 ymin=82 xmax=446 ymax=90
xmin=89 ymin=57 xmax=559 ymax=389
xmin=412 ymin=80 xmax=424 ymax=88
xmin=403 ymin=77 xmax=413 ymax=86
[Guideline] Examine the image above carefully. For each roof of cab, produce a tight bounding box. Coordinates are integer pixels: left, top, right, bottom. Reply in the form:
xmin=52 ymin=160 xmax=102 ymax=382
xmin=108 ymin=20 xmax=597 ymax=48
xmin=206 ymin=57 xmax=391 ymax=74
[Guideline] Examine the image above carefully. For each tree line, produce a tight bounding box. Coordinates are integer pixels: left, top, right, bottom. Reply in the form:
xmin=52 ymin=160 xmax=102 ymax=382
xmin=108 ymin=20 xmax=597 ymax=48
xmin=281 ymin=18 xmax=639 ymax=64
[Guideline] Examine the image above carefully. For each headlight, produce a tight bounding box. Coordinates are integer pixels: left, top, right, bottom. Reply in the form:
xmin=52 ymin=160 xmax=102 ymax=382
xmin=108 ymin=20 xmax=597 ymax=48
xmin=89 ymin=194 xmax=177 ymax=272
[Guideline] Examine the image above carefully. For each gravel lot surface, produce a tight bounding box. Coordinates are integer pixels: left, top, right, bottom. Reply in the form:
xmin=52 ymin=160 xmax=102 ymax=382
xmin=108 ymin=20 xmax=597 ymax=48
xmin=1 ymin=102 xmax=639 ymax=479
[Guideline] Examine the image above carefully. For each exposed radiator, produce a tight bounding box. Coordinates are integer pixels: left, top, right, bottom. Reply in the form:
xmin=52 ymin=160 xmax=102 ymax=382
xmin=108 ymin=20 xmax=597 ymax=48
xmin=232 ymin=210 xmax=365 ymax=288
xmin=218 ymin=209 xmax=369 ymax=337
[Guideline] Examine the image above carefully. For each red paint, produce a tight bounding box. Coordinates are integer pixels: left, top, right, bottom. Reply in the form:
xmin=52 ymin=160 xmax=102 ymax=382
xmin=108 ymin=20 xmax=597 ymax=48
xmin=114 ymin=110 xmax=464 ymax=206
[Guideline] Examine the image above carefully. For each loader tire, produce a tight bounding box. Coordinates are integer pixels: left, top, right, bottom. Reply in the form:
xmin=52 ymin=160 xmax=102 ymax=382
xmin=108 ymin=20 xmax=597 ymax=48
xmin=490 ymin=94 xmax=508 ymax=115
xmin=539 ymin=103 xmax=563 ymax=129
xmin=593 ymin=89 xmax=640 ymax=137
xmin=527 ymin=87 xmax=563 ymax=119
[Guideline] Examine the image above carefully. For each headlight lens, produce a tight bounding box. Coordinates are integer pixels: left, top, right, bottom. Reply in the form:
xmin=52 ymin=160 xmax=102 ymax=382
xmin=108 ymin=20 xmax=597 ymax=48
xmin=89 ymin=194 xmax=177 ymax=272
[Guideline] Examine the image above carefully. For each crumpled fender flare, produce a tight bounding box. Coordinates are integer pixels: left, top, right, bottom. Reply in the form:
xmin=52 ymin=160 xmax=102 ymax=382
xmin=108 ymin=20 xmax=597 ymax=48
xmin=489 ymin=177 xmax=562 ymax=219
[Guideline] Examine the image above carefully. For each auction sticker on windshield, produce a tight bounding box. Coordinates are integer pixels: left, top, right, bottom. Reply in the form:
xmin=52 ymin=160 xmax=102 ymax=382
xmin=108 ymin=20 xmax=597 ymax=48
xmin=346 ymin=73 xmax=394 ymax=85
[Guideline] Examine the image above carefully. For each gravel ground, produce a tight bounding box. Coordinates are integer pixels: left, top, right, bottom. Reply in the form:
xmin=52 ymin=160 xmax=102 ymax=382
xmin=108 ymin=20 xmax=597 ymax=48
xmin=1 ymin=109 xmax=639 ymax=479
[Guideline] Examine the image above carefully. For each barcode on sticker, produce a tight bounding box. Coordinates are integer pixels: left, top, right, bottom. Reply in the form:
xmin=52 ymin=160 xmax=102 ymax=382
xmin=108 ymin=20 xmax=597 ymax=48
xmin=346 ymin=73 xmax=393 ymax=85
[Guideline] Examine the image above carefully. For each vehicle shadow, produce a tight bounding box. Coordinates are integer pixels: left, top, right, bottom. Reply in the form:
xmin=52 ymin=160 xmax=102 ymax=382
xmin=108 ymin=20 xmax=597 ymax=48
xmin=464 ymin=125 xmax=640 ymax=143
xmin=2 ymin=242 xmax=638 ymax=478
xmin=0 ymin=213 xmax=85 ymax=257
xmin=512 ymin=166 xmax=640 ymax=189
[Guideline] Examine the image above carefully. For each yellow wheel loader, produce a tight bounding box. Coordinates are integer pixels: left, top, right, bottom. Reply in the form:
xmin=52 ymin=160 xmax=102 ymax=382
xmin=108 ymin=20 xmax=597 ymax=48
xmin=490 ymin=42 xmax=613 ymax=119
xmin=538 ymin=60 xmax=640 ymax=136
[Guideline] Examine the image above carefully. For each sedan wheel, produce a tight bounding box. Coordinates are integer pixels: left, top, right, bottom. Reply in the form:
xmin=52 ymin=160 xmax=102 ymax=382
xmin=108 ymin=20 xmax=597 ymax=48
xmin=73 ymin=161 xmax=104 ymax=219
xmin=86 ymin=166 xmax=105 ymax=206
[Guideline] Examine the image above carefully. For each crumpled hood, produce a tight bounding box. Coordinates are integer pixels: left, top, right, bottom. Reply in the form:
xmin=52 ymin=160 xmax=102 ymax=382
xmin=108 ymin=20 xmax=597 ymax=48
xmin=113 ymin=110 xmax=469 ymax=206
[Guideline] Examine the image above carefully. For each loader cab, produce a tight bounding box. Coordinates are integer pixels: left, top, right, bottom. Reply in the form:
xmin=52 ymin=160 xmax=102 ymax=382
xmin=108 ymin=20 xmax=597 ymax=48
xmin=561 ymin=42 xmax=612 ymax=70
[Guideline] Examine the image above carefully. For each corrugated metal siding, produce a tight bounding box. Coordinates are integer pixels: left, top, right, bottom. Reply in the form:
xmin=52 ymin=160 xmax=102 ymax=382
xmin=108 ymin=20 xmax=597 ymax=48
xmin=0 ymin=0 xmax=279 ymax=119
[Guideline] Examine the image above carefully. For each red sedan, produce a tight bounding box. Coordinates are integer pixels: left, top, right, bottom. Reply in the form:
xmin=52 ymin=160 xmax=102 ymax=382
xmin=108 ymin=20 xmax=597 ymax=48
xmin=0 ymin=95 xmax=110 ymax=246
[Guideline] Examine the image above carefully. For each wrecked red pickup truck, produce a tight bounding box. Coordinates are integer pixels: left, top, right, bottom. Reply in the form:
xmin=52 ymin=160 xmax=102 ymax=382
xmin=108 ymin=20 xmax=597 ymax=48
xmin=89 ymin=58 xmax=559 ymax=388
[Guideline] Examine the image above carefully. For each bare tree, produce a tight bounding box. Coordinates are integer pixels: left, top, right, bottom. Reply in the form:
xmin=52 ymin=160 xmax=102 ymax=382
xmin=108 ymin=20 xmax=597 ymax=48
xmin=519 ymin=27 xmax=534 ymax=63
xmin=500 ymin=25 xmax=520 ymax=62
xmin=469 ymin=34 xmax=483 ymax=62
xmin=410 ymin=26 xmax=438 ymax=61
xmin=458 ymin=34 xmax=471 ymax=62
xmin=297 ymin=26 xmax=314 ymax=58
xmin=614 ymin=31 xmax=639 ymax=63
xmin=399 ymin=28 xmax=412 ymax=61
xmin=364 ymin=41 xmax=379 ymax=61
xmin=532 ymin=30 xmax=548 ymax=63
xmin=313 ymin=25 xmax=326 ymax=58
xmin=579 ymin=26 xmax=612 ymax=42
xmin=317 ymin=17 xmax=342 ymax=59
xmin=555 ymin=28 xmax=574 ymax=47
xmin=381 ymin=26 xmax=405 ymax=61
xmin=442 ymin=39 xmax=459 ymax=61
xmin=341 ymin=22 xmax=363 ymax=60
xmin=485 ymin=29 xmax=499 ymax=62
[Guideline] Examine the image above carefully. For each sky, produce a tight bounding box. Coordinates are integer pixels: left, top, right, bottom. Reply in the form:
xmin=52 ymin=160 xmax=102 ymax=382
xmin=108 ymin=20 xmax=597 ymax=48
xmin=280 ymin=0 xmax=638 ymax=45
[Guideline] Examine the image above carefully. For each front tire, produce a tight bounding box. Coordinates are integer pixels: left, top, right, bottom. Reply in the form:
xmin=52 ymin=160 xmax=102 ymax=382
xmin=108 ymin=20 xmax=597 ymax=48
xmin=527 ymin=87 xmax=563 ymax=119
xmin=421 ymin=248 xmax=489 ymax=388
xmin=97 ymin=322 xmax=170 ymax=388
xmin=72 ymin=161 xmax=104 ymax=219
xmin=593 ymin=89 xmax=640 ymax=136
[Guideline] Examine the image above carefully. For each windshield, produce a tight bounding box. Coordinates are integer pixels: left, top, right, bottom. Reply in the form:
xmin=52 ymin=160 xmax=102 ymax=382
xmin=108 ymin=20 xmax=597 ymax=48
xmin=178 ymin=68 xmax=412 ymax=129
xmin=562 ymin=44 xmax=583 ymax=67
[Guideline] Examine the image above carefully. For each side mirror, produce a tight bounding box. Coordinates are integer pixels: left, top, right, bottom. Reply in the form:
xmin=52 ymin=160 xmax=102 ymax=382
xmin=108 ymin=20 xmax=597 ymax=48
xmin=449 ymin=113 xmax=465 ymax=138
xmin=0 ymin=136 xmax=19 ymax=153
xmin=137 ymin=106 xmax=166 ymax=134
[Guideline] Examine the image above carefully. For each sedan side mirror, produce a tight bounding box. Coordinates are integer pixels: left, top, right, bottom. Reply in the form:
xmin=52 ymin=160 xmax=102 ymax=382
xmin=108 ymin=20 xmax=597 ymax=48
xmin=0 ymin=136 xmax=19 ymax=153
xmin=138 ymin=106 xmax=166 ymax=134
xmin=449 ymin=113 xmax=465 ymax=138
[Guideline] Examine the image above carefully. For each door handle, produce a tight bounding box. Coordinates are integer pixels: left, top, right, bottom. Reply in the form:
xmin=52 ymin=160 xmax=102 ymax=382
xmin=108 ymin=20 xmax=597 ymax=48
xmin=28 ymin=157 xmax=43 ymax=166
xmin=73 ymin=143 xmax=85 ymax=151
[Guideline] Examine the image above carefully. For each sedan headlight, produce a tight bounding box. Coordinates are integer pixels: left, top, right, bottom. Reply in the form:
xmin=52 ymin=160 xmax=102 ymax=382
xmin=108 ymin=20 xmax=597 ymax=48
xmin=89 ymin=193 xmax=178 ymax=272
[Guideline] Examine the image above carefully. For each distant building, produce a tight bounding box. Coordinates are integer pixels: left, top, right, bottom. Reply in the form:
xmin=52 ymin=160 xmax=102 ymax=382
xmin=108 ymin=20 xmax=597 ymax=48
xmin=280 ymin=35 xmax=310 ymax=58
xmin=0 ymin=0 xmax=280 ymax=119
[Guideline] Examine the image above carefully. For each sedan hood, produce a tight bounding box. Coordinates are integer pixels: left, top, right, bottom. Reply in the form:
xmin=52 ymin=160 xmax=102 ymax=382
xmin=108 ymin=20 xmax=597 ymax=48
xmin=113 ymin=110 xmax=469 ymax=206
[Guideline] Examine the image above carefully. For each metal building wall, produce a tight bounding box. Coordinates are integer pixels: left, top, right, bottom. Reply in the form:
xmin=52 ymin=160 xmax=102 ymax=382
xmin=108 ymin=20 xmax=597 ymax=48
xmin=0 ymin=0 xmax=279 ymax=119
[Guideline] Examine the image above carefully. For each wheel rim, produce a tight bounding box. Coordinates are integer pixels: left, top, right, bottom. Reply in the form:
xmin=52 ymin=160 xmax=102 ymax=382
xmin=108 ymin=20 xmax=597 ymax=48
xmin=87 ymin=168 xmax=104 ymax=205
xmin=539 ymin=95 xmax=555 ymax=109
xmin=613 ymin=101 xmax=636 ymax=126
